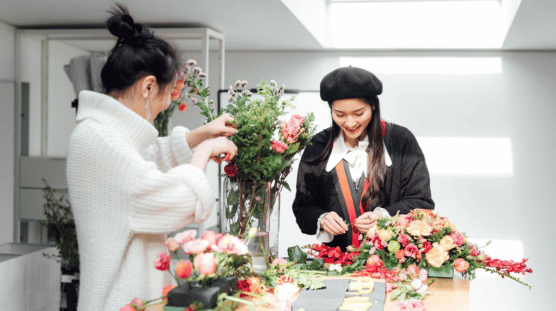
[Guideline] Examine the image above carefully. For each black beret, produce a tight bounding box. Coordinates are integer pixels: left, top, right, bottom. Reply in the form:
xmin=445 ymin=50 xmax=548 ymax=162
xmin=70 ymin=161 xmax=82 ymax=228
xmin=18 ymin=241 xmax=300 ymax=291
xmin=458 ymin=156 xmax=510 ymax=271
xmin=320 ymin=66 xmax=383 ymax=102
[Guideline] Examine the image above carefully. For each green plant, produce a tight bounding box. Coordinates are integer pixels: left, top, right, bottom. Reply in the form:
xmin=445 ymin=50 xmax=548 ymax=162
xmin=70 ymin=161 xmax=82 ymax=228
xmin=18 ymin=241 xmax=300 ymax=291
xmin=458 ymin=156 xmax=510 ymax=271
xmin=40 ymin=179 xmax=79 ymax=273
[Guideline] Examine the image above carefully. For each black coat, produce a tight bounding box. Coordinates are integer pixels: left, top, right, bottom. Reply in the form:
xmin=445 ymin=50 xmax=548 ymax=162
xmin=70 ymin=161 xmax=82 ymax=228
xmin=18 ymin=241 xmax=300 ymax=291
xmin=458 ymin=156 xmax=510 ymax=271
xmin=292 ymin=122 xmax=435 ymax=249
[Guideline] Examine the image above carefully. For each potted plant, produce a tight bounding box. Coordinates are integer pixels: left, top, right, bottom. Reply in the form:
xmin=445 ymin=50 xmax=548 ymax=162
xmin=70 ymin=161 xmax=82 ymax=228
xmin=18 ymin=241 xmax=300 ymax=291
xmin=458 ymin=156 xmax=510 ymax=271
xmin=41 ymin=179 xmax=79 ymax=311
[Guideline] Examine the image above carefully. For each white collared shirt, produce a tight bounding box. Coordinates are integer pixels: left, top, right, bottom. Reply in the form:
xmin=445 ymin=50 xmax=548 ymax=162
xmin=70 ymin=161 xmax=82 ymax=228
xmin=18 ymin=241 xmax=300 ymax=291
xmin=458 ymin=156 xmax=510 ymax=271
xmin=316 ymin=133 xmax=392 ymax=242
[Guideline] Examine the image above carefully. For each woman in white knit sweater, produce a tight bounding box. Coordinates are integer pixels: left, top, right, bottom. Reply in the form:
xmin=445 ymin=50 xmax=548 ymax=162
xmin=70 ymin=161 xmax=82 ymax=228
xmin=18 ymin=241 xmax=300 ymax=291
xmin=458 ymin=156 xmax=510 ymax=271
xmin=66 ymin=6 xmax=237 ymax=311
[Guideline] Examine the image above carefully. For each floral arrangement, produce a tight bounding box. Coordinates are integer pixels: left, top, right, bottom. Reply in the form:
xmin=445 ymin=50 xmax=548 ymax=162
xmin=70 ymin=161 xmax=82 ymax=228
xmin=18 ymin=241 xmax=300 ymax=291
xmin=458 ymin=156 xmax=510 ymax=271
xmin=304 ymin=208 xmax=532 ymax=309
xmin=120 ymin=229 xmax=306 ymax=311
xmin=222 ymin=81 xmax=315 ymax=266
xmin=153 ymin=59 xmax=212 ymax=136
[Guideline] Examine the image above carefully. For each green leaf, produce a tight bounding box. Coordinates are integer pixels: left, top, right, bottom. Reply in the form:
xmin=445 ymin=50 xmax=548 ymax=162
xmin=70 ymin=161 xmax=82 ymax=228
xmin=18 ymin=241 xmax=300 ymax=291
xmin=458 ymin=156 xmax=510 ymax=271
xmin=227 ymin=190 xmax=238 ymax=206
xmin=283 ymin=182 xmax=291 ymax=192
xmin=287 ymin=245 xmax=308 ymax=263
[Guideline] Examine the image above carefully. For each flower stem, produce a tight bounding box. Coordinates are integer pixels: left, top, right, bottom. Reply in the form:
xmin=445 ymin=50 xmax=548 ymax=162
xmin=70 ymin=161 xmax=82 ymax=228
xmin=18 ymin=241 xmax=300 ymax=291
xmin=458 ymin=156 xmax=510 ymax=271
xmin=258 ymin=235 xmax=270 ymax=270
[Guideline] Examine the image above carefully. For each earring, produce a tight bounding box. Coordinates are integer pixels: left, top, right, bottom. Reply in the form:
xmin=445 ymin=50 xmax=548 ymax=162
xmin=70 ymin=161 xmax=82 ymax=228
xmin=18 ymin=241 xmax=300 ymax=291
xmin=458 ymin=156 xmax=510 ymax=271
xmin=145 ymin=98 xmax=151 ymax=121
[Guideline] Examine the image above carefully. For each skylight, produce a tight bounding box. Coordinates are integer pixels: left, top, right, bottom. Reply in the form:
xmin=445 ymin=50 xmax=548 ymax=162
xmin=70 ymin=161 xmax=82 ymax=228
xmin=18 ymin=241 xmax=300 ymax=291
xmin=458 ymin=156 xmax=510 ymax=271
xmin=329 ymin=0 xmax=503 ymax=49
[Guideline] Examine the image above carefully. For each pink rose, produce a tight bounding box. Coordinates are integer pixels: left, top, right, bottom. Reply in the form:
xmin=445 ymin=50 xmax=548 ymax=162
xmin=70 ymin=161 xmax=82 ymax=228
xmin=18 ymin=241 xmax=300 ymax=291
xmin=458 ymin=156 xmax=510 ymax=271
xmin=174 ymin=230 xmax=197 ymax=245
xmin=385 ymin=283 xmax=396 ymax=293
xmin=154 ymin=252 xmax=171 ymax=271
xmin=450 ymin=231 xmax=465 ymax=246
xmin=165 ymin=238 xmax=180 ymax=253
xmin=201 ymin=230 xmax=218 ymax=247
xmin=271 ymin=140 xmax=288 ymax=153
xmin=183 ymin=239 xmax=209 ymax=254
xmin=453 ymin=258 xmax=470 ymax=273
xmin=194 ymin=252 xmax=217 ymax=275
xmin=397 ymin=233 xmax=410 ymax=247
xmin=405 ymin=244 xmax=419 ymax=258
xmin=407 ymin=264 xmax=419 ymax=277
xmin=119 ymin=298 xmax=144 ymax=311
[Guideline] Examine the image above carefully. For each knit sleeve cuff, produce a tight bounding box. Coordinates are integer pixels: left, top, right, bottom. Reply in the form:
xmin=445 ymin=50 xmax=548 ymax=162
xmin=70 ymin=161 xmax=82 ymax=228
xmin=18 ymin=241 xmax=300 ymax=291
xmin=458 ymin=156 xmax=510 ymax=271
xmin=170 ymin=126 xmax=193 ymax=165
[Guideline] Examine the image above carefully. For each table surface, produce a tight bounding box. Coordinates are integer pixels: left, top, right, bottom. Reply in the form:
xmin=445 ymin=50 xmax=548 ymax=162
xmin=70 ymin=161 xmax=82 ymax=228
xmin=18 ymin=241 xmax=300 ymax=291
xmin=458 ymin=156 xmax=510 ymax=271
xmin=147 ymin=275 xmax=469 ymax=311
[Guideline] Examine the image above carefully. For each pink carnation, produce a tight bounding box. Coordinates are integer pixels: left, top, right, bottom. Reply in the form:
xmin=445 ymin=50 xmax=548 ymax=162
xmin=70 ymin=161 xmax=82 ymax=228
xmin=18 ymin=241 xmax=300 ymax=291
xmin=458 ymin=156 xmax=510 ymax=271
xmin=281 ymin=115 xmax=305 ymax=143
xmin=397 ymin=233 xmax=410 ymax=247
xmin=227 ymin=236 xmax=249 ymax=255
xmin=165 ymin=238 xmax=180 ymax=253
xmin=405 ymin=244 xmax=419 ymax=258
xmin=193 ymin=252 xmax=217 ymax=275
xmin=271 ymin=140 xmax=288 ymax=153
xmin=174 ymin=230 xmax=197 ymax=245
xmin=469 ymin=245 xmax=479 ymax=257
xmin=450 ymin=231 xmax=465 ymax=246
xmin=395 ymin=300 xmax=426 ymax=311
xmin=153 ymin=252 xmax=171 ymax=271
xmin=183 ymin=239 xmax=210 ymax=254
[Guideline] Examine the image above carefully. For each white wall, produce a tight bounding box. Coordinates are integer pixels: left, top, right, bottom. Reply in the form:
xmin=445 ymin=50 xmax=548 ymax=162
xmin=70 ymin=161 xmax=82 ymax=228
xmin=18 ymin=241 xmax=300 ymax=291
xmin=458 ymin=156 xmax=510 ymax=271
xmin=219 ymin=50 xmax=553 ymax=311
xmin=0 ymin=21 xmax=15 ymax=245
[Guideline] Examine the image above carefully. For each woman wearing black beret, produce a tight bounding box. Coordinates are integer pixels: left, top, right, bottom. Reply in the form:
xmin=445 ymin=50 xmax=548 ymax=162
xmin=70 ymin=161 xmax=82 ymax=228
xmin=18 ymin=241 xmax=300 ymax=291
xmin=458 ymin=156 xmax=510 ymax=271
xmin=292 ymin=66 xmax=434 ymax=251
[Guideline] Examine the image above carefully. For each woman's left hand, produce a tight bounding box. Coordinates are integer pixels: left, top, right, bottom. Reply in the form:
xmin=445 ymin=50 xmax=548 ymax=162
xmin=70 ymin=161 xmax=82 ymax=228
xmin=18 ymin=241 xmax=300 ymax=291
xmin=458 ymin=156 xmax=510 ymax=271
xmin=203 ymin=114 xmax=237 ymax=138
xmin=186 ymin=114 xmax=238 ymax=149
xmin=354 ymin=211 xmax=381 ymax=235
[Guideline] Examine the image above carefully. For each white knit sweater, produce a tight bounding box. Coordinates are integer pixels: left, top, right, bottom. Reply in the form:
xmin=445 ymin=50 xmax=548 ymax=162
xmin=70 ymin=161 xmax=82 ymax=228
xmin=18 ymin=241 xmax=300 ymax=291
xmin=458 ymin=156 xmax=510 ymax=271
xmin=67 ymin=91 xmax=215 ymax=311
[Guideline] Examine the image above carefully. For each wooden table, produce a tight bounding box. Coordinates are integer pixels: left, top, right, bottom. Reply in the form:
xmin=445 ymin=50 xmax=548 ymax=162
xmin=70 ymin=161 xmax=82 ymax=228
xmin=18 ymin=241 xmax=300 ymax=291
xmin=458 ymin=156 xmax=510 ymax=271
xmin=147 ymin=276 xmax=469 ymax=311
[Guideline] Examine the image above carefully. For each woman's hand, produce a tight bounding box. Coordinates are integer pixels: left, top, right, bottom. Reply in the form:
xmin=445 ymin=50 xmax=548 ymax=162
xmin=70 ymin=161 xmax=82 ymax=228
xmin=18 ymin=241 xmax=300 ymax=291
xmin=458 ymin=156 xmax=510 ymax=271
xmin=190 ymin=137 xmax=237 ymax=171
xmin=354 ymin=211 xmax=381 ymax=235
xmin=320 ymin=212 xmax=349 ymax=236
xmin=204 ymin=114 xmax=237 ymax=138
xmin=186 ymin=114 xmax=238 ymax=148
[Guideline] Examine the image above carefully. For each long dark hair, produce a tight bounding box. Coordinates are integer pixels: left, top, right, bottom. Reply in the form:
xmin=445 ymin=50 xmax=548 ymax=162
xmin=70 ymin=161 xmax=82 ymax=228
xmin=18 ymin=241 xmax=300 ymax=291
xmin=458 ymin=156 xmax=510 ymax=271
xmin=101 ymin=4 xmax=180 ymax=94
xmin=315 ymin=96 xmax=387 ymax=210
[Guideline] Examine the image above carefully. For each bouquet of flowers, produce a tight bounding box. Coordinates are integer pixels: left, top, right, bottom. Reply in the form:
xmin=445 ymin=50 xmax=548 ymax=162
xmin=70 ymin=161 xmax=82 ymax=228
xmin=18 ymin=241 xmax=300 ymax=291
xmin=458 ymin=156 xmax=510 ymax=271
xmin=220 ymin=80 xmax=316 ymax=237
xmin=120 ymin=229 xmax=262 ymax=311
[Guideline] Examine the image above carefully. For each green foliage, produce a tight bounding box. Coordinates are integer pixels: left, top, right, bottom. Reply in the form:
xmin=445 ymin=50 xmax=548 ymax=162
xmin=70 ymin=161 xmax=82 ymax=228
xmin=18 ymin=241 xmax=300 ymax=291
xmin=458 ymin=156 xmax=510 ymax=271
xmin=40 ymin=179 xmax=79 ymax=273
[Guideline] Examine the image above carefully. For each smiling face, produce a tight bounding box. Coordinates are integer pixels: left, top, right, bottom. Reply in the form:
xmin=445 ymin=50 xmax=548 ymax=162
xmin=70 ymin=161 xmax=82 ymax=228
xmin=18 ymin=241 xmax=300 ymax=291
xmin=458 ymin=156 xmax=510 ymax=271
xmin=331 ymin=98 xmax=373 ymax=147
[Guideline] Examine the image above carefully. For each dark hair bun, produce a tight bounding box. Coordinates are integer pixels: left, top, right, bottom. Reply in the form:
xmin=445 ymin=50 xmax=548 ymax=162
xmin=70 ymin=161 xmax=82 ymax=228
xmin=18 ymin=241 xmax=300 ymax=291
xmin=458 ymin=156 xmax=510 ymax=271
xmin=106 ymin=4 xmax=153 ymax=42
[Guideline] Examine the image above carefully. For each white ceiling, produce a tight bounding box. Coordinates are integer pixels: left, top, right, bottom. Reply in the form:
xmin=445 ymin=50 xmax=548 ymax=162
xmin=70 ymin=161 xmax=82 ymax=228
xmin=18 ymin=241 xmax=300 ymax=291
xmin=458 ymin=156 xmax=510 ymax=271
xmin=0 ymin=0 xmax=554 ymax=51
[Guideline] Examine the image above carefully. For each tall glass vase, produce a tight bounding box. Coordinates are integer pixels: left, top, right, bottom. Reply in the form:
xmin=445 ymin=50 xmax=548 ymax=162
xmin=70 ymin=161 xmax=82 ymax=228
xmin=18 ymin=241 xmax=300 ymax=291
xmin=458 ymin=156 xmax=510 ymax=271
xmin=221 ymin=178 xmax=280 ymax=271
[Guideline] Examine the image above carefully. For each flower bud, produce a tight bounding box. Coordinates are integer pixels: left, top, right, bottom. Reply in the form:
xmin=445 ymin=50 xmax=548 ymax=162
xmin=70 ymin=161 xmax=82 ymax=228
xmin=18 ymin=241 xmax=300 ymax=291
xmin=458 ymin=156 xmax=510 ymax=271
xmin=248 ymin=227 xmax=257 ymax=239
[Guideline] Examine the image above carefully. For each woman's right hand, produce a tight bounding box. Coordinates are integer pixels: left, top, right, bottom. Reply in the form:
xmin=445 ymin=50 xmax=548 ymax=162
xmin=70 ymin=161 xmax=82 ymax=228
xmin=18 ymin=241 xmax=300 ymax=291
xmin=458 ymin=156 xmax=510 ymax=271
xmin=320 ymin=212 xmax=349 ymax=236
xmin=190 ymin=137 xmax=237 ymax=171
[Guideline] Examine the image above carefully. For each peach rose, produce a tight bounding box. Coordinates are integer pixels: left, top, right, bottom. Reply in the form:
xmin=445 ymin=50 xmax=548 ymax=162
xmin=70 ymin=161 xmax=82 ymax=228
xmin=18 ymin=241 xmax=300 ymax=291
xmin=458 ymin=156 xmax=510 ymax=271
xmin=407 ymin=264 xmax=419 ymax=277
xmin=366 ymin=224 xmax=378 ymax=240
xmin=439 ymin=235 xmax=456 ymax=250
xmin=425 ymin=244 xmax=450 ymax=268
xmin=377 ymin=229 xmax=393 ymax=241
xmin=201 ymin=230 xmax=218 ymax=247
xmin=406 ymin=220 xmax=432 ymax=237
xmin=193 ymin=252 xmax=217 ymax=275
xmin=175 ymin=260 xmax=193 ymax=278
xmin=443 ymin=219 xmax=457 ymax=231
xmin=453 ymin=258 xmax=470 ymax=273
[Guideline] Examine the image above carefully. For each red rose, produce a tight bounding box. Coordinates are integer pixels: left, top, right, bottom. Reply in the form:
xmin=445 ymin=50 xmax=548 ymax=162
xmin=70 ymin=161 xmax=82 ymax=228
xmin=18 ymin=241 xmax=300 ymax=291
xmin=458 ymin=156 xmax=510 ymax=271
xmin=224 ymin=163 xmax=238 ymax=177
